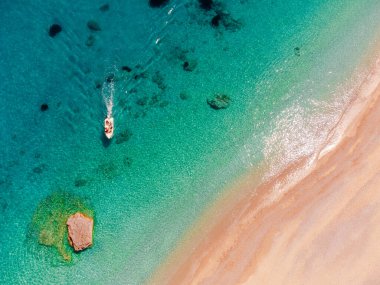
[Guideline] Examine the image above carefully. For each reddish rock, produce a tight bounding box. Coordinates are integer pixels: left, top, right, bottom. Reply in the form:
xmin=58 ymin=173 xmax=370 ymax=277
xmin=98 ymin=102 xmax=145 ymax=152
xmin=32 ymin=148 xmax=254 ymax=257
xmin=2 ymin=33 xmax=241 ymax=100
xmin=66 ymin=212 xmax=93 ymax=251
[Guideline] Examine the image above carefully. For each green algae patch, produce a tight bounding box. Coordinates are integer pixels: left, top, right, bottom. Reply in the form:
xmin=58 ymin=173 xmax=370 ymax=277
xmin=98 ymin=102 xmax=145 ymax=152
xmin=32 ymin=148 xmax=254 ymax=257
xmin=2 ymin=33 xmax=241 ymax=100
xmin=29 ymin=191 xmax=94 ymax=262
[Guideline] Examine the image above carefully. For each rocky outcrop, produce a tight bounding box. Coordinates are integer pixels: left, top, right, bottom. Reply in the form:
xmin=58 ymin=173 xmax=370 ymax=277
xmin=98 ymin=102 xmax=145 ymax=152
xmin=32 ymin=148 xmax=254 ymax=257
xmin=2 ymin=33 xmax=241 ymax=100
xmin=66 ymin=212 xmax=93 ymax=251
xmin=30 ymin=192 xmax=94 ymax=262
xmin=207 ymin=94 xmax=231 ymax=109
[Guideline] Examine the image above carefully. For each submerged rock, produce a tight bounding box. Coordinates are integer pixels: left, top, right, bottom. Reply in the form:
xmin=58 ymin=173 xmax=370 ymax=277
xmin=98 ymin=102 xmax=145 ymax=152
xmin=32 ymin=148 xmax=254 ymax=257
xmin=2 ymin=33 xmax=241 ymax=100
xmin=32 ymin=164 xmax=46 ymax=174
xmin=149 ymin=0 xmax=169 ymax=8
xmin=219 ymin=12 xmax=242 ymax=32
xmin=136 ymin=96 xmax=149 ymax=106
xmin=121 ymin=65 xmax=132 ymax=72
xmin=159 ymin=101 xmax=169 ymax=108
xmin=74 ymin=178 xmax=87 ymax=187
xmin=49 ymin=24 xmax=62 ymax=37
xmin=180 ymin=91 xmax=189 ymax=100
xmin=99 ymin=3 xmax=110 ymax=12
xmin=183 ymin=60 xmax=197 ymax=72
xmin=294 ymin=47 xmax=301 ymax=56
xmin=95 ymin=81 xmax=102 ymax=89
xmin=85 ymin=35 xmax=96 ymax=47
xmin=152 ymin=71 xmax=166 ymax=90
xmin=133 ymin=70 xmax=148 ymax=81
xmin=1 ymin=199 xmax=7 ymax=212
xmin=149 ymin=94 xmax=161 ymax=106
xmin=115 ymin=129 xmax=133 ymax=144
xmin=123 ymin=157 xmax=133 ymax=167
xmin=40 ymin=103 xmax=49 ymax=111
xmin=207 ymin=94 xmax=231 ymax=109
xmin=199 ymin=0 xmax=213 ymax=10
xmin=97 ymin=161 xmax=118 ymax=179
xmin=172 ymin=46 xmax=189 ymax=62
xmin=87 ymin=20 xmax=101 ymax=31
xmin=211 ymin=14 xmax=221 ymax=27
xmin=66 ymin=212 xmax=93 ymax=252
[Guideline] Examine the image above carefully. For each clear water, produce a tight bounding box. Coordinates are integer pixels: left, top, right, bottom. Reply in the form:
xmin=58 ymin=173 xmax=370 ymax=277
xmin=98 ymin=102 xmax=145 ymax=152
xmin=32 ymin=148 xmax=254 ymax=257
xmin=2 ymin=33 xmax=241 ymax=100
xmin=1 ymin=0 xmax=380 ymax=284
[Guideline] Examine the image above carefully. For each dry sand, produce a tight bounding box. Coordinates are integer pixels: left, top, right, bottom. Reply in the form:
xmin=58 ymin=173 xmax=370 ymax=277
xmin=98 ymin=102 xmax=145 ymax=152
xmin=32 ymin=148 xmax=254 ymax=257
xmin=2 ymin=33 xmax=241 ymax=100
xmin=151 ymin=62 xmax=380 ymax=285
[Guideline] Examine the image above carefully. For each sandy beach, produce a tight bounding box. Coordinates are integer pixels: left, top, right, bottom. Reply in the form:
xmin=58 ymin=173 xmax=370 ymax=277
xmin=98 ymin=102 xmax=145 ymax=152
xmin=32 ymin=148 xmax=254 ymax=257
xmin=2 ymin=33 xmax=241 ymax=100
xmin=151 ymin=60 xmax=380 ymax=284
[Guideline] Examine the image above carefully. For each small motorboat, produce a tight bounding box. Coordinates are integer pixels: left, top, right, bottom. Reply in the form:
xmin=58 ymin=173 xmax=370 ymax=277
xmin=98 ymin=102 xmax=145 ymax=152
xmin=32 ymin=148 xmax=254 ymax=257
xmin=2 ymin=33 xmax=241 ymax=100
xmin=104 ymin=116 xmax=114 ymax=139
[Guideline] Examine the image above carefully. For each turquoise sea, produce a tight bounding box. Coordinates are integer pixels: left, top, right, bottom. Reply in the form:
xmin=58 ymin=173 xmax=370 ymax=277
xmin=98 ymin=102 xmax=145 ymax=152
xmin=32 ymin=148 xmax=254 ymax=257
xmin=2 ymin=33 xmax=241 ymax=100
xmin=1 ymin=0 xmax=380 ymax=284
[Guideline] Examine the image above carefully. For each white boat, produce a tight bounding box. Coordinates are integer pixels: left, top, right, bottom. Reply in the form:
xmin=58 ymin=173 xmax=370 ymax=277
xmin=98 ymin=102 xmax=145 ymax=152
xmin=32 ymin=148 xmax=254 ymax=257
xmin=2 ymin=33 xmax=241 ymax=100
xmin=104 ymin=117 xmax=114 ymax=139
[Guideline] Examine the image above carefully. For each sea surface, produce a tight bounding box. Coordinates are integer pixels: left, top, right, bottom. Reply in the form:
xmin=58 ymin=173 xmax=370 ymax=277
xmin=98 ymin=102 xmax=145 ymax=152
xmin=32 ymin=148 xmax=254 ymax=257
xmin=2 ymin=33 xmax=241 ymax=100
xmin=1 ymin=0 xmax=380 ymax=284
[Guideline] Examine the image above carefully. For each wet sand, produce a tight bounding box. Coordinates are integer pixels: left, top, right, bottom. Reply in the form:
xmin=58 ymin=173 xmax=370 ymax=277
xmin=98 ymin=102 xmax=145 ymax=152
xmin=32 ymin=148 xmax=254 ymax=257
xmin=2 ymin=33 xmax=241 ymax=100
xmin=151 ymin=61 xmax=380 ymax=284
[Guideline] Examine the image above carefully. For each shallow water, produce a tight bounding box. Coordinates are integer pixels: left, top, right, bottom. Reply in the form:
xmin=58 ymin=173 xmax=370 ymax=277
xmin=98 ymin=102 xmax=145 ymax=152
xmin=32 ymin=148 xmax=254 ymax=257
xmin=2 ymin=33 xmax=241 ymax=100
xmin=1 ymin=0 xmax=380 ymax=284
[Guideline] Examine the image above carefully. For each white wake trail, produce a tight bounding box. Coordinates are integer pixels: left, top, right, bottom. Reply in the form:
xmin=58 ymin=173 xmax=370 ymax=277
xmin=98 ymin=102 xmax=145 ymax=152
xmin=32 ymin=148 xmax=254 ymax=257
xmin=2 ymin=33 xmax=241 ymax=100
xmin=102 ymin=80 xmax=114 ymax=118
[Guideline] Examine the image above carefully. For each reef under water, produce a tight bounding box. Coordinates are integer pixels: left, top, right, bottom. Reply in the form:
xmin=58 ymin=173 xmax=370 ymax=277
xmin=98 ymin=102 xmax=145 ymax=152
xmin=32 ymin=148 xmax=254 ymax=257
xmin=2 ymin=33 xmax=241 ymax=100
xmin=28 ymin=192 xmax=94 ymax=262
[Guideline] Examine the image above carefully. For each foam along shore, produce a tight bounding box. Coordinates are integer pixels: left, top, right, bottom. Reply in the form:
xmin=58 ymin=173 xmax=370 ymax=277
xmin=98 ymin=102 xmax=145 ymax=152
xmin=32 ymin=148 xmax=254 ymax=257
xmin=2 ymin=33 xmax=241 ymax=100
xmin=151 ymin=60 xmax=380 ymax=284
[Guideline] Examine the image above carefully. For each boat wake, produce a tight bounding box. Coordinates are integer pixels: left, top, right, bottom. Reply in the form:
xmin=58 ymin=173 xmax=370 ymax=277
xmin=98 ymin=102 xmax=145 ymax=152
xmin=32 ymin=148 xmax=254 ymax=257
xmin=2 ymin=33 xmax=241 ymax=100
xmin=102 ymin=80 xmax=114 ymax=119
xmin=102 ymin=80 xmax=115 ymax=139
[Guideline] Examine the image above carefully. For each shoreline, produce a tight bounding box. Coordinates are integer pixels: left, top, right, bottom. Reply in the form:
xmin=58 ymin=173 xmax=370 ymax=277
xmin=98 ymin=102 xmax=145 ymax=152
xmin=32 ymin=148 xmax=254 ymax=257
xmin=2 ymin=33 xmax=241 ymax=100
xmin=150 ymin=58 xmax=380 ymax=284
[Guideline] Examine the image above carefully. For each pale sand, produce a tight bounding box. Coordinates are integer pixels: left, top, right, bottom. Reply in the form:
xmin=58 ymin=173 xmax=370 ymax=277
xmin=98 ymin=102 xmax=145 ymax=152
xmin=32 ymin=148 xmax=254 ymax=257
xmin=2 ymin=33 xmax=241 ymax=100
xmin=151 ymin=62 xmax=380 ymax=284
